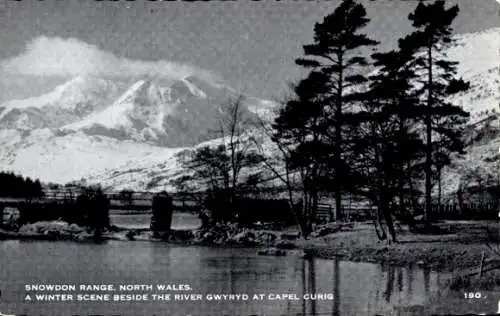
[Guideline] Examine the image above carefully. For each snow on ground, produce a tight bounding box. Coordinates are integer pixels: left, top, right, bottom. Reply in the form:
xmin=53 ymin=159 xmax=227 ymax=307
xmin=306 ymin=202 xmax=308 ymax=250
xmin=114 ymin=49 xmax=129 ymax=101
xmin=64 ymin=80 xmax=146 ymax=130
xmin=449 ymin=27 xmax=500 ymax=118
xmin=0 ymin=76 xmax=123 ymax=120
xmin=0 ymin=129 xmax=182 ymax=185
xmin=181 ymin=77 xmax=207 ymax=98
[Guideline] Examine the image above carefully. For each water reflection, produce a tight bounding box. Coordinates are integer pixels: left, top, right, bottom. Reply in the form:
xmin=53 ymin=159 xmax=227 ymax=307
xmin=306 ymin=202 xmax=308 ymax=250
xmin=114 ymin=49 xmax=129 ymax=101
xmin=0 ymin=241 xmax=449 ymax=316
xmin=299 ymin=259 xmax=447 ymax=316
xmin=333 ymin=259 xmax=340 ymax=316
xmin=109 ymin=212 xmax=201 ymax=230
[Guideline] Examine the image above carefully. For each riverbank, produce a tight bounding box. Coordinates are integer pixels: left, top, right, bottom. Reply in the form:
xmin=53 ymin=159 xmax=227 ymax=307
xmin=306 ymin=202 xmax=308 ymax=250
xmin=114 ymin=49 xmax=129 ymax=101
xmin=1 ymin=220 xmax=499 ymax=275
xmin=301 ymin=221 xmax=500 ymax=273
xmin=0 ymin=221 xmax=290 ymax=247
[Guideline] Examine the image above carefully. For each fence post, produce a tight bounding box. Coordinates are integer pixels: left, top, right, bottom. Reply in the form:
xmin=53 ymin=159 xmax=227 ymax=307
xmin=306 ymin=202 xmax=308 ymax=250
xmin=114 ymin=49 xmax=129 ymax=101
xmin=478 ymin=251 xmax=485 ymax=278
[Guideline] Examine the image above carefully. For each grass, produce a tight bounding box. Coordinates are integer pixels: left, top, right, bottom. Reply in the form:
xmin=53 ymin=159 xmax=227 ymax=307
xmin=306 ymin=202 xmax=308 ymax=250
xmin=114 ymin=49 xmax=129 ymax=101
xmin=301 ymin=220 xmax=500 ymax=272
xmin=448 ymin=270 xmax=500 ymax=291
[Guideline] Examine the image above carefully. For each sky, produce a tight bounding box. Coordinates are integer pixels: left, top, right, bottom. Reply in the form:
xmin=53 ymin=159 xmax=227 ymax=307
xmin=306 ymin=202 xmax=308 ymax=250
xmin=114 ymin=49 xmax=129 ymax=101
xmin=0 ymin=0 xmax=498 ymax=102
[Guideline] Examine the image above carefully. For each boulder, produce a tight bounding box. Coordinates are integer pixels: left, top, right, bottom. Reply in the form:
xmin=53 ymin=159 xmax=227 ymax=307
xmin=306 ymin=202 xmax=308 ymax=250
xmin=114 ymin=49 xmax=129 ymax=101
xmin=311 ymin=223 xmax=343 ymax=237
xmin=232 ymin=230 xmax=256 ymax=245
xmin=125 ymin=230 xmax=136 ymax=240
xmin=171 ymin=229 xmax=195 ymax=241
xmin=18 ymin=221 xmax=85 ymax=238
xmin=257 ymin=248 xmax=287 ymax=256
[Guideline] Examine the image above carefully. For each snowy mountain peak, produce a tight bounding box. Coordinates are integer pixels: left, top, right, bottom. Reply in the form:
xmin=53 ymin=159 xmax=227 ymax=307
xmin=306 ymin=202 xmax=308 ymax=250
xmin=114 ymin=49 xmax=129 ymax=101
xmin=0 ymin=76 xmax=125 ymax=128
xmin=57 ymin=75 xmax=262 ymax=147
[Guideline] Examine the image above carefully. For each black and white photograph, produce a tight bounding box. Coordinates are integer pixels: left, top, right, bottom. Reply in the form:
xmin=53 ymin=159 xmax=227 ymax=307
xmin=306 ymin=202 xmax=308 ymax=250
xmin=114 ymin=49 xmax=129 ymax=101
xmin=0 ymin=0 xmax=499 ymax=315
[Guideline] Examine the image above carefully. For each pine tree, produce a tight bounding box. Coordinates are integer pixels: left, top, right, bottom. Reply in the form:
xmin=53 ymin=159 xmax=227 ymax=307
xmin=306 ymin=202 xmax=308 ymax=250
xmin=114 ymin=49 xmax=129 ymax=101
xmin=292 ymin=0 xmax=378 ymax=220
xmin=353 ymin=48 xmax=424 ymax=242
xmin=400 ymin=0 xmax=470 ymax=222
xmin=273 ymin=71 xmax=331 ymax=236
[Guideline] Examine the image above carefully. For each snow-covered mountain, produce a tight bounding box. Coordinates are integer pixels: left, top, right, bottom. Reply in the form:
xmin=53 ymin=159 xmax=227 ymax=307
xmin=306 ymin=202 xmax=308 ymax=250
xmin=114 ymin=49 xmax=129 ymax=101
xmin=0 ymin=27 xmax=498 ymax=191
xmin=0 ymin=74 xmax=263 ymax=147
xmin=0 ymin=76 xmax=125 ymax=130
xmin=445 ymin=27 xmax=499 ymax=121
xmin=0 ymin=73 xmax=272 ymax=186
xmin=60 ymin=77 xmax=255 ymax=147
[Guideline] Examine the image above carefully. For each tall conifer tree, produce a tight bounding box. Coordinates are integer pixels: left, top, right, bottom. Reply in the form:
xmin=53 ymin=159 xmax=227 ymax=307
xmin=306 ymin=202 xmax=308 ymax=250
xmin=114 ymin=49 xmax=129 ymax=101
xmin=353 ymin=47 xmax=424 ymax=242
xmin=400 ymin=0 xmax=470 ymax=222
xmin=291 ymin=0 xmax=378 ymax=219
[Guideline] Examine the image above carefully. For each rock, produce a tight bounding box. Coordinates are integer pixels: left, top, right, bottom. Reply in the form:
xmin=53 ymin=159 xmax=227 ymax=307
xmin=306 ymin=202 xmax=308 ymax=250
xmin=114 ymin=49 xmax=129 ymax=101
xmin=171 ymin=229 xmax=195 ymax=241
xmin=232 ymin=230 xmax=256 ymax=245
xmin=202 ymin=231 xmax=216 ymax=243
xmin=414 ymin=215 xmax=424 ymax=222
xmin=257 ymin=248 xmax=287 ymax=256
xmin=256 ymin=231 xmax=278 ymax=245
xmin=134 ymin=231 xmax=153 ymax=241
xmin=281 ymin=232 xmax=301 ymax=240
xmin=73 ymin=231 xmax=95 ymax=241
xmin=125 ymin=230 xmax=136 ymax=241
xmin=18 ymin=221 xmax=86 ymax=239
xmin=311 ymin=223 xmax=343 ymax=237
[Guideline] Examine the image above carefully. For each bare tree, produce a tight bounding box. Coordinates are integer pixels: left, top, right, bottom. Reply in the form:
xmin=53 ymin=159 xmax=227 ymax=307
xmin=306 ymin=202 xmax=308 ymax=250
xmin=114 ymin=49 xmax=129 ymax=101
xmin=252 ymin=96 xmax=316 ymax=238
xmin=216 ymin=95 xmax=259 ymax=197
xmin=171 ymin=95 xmax=263 ymax=222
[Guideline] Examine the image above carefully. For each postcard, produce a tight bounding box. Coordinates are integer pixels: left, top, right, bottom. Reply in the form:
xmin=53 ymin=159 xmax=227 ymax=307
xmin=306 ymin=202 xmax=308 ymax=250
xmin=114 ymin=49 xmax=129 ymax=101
xmin=0 ymin=0 xmax=499 ymax=315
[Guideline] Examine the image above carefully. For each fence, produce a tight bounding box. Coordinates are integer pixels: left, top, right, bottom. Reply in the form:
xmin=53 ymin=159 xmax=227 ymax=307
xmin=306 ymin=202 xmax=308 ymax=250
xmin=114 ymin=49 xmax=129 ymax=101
xmin=25 ymin=189 xmax=201 ymax=212
xmin=316 ymin=203 xmax=377 ymax=223
xmin=431 ymin=202 xmax=498 ymax=220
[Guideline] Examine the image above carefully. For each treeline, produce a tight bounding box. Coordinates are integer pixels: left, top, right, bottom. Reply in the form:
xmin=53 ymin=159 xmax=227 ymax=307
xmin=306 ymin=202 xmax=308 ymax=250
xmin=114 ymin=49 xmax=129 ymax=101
xmin=16 ymin=187 xmax=110 ymax=235
xmin=173 ymin=0 xmax=471 ymax=242
xmin=0 ymin=171 xmax=44 ymax=199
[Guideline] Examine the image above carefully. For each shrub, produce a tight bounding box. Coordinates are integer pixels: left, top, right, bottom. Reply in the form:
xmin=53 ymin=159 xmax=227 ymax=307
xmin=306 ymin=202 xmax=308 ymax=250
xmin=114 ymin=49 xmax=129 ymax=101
xmin=448 ymin=271 xmax=500 ymax=291
xmin=74 ymin=187 xmax=110 ymax=230
xmin=15 ymin=186 xmax=110 ymax=231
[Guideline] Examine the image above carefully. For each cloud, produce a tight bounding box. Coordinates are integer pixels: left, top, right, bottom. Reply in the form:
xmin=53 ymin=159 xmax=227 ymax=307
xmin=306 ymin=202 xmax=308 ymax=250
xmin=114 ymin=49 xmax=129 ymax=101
xmin=1 ymin=36 xmax=220 ymax=82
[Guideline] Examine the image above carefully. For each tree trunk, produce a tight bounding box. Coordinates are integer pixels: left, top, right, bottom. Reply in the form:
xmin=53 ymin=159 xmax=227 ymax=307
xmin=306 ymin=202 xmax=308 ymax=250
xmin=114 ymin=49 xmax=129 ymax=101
xmin=375 ymin=206 xmax=387 ymax=241
xmin=285 ymin=176 xmax=308 ymax=240
xmin=311 ymin=188 xmax=318 ymax=225
xmin=334 ymin=54 xmax=344 ymax=221
xmin=406 ymin=162 xmax=420 ymax=216
xmin=380 ymin=190 xmax=397 ymax=243
xmin=382 ymin=205 xmax=397 ymax=243
xmin=398 ymin=175 xmax=416 ymax=229
xmin=303 ymin=198 xmax=313 ymax=238
xmin=438 ymin=167 xmax=442 ymax=214
xmin=292 ymin=200 xmax=309 ymax=239
xmin=424 ymin=44 xmax=434 ymax=223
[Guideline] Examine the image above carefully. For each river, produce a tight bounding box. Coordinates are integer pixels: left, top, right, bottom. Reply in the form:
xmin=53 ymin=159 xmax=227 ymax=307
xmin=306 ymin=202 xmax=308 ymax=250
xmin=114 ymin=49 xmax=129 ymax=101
xmin=0 ymin=239 xmax=473 ymax=316
xmin=109 ymin=211 xmax=201 ymax=230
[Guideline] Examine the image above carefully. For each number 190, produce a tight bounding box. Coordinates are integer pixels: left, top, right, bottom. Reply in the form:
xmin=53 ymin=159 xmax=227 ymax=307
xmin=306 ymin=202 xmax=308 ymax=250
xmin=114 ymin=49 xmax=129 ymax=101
xmin=464 ymin=292 xmax=482 ymax=299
